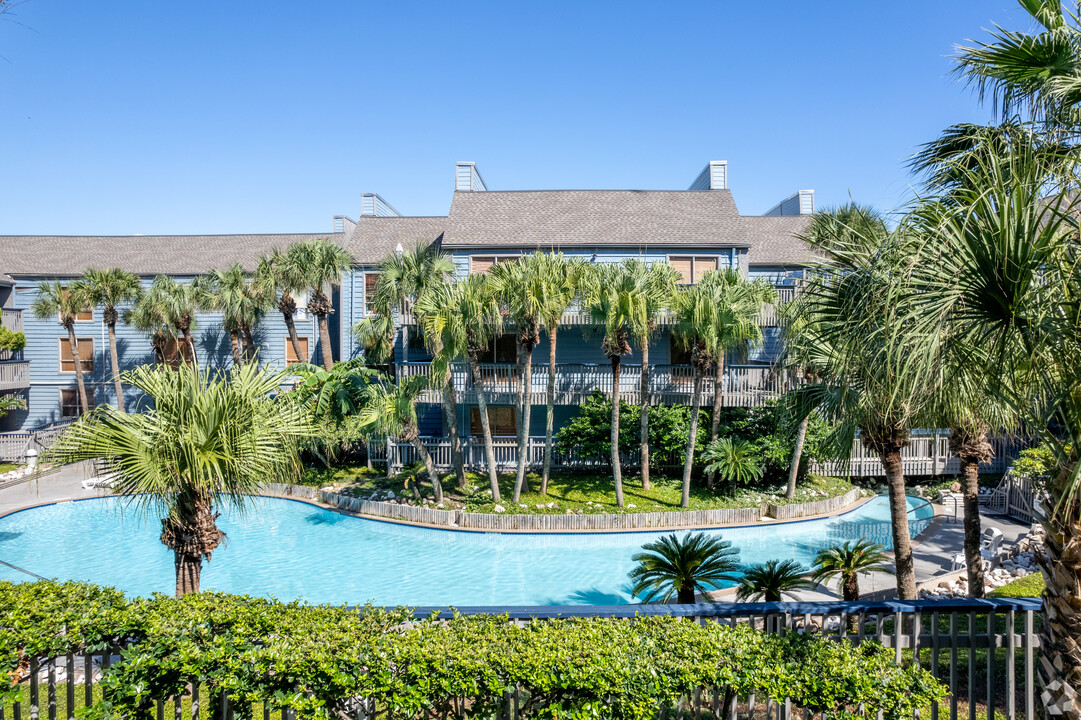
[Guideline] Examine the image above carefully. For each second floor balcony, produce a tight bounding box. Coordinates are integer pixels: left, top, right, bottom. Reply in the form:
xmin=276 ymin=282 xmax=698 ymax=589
xmin=0 ymin=309 xmax=28 ymax=391
xmin=397 ymin=361 xmax=791 ymax=408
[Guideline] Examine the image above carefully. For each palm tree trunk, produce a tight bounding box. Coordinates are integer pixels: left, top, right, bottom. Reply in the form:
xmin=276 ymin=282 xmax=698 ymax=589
xmin=879 ymin=448 xmax=916 ymax=600
xmin=639 ymin=340 xmax=650 ymax=490
xmin=611 ymin=355 xmax=625 ymax=508
xmin=182 ymin=328 xmax=198 ymax=366
xmin=681 ymin=365 xmax=703 ymax=508
xmin=707 ymin=356 xmax=726 ymax=490
xmin=280 ymin=294 xmax=306 ymax=363
xmin=317 ymin=314 xmax=334 ymax=369
xmin=66 ymin=325 xmax=90 ymax=414
xmin=513 ymin=337 xmax=534 ymax=501
xmin=677 ymin=584 xmax=695 ymax=604
xmin=409 ymin=435 xmax=442 ymax=503
xmin=512 ymin=339 xmax=526 ymax=502
xmin=469 ymin=355 xmax=501 ymax=503
xmin=785 ymin=414 xmax=810 ymax=499
xmin=440 ymin=377 xmax=467 ymax=490
xmin=959 ymin=457 xmax=985 ymax=597
xmin=542 ymin=325 xmax=558 ymax=494
xmin=241 ymin=327 xmax=257 ymax=363
xmin=843 ymin=572 xmax=860 ymax=602
xmin=107 ymin=319 xmax=125 ymax=413
xmin=229 ymin=331 xmax=243 ymax=367
xmin=174 ymin=551 xmax=203 ymax=597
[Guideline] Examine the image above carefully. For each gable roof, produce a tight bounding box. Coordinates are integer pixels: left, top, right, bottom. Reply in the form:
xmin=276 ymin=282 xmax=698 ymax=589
xmin=0 ymin=233 xmax=344 ymax=277
xmin=742 ymin=215 xmax=816 ymax=266
xmin=344 ymin=216 xmax=446 ymax=265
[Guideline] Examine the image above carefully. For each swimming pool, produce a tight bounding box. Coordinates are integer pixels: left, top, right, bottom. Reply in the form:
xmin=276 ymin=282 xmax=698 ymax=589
xmin=0 ymin=494 xmax=933 ymax=605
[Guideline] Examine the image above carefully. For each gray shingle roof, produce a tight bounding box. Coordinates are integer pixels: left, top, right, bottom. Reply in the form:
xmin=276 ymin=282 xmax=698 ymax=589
xmin=344 ymin=216 xmax=446 ymax=265
xmin=742 ymin=215 xmax=816 ymax=266
xmin=0 ymin=233 xmax=344 ymax=277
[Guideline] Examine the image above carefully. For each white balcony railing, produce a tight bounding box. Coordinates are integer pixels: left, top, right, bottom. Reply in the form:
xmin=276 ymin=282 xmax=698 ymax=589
xmin=0 ymin=360 xmax=29 ymax=391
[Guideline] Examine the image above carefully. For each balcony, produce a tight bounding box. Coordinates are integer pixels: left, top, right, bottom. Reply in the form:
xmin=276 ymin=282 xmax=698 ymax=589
xmin=0 ymin=308 xmax=28 ymax=391
xmin=397 ymin=361 xmax=790 ymax=408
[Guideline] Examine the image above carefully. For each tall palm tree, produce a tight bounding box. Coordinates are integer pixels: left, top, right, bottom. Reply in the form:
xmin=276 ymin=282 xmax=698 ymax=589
xmin=785 ymin=205 xmax=935 ymax=601
xmin=414 ymin=274 xmax=505 ymax=500
xmin=491 ymin=256 xmax=546 ymax=502
xmin=75 ymin=269 xmax=141 ymax=413
xmin=624 ymin=260 xmax=680 ymax=490
xmin=628 ymin=532 xmax=741 ymax=604
xmin=142 ymin=276 xmax=201 ymax=365
xmin=581 ymin=261 xmax=649 ymax=508
xmin=735 ymin=559 xmax=814 ymax=602
xmin=295 ymin=238 xmax=353 ymax=369
xmin=31 ymin=282 xmax=92 ymax=414
xmin=359 ymin=375 xmax=445 ymax=503
xmin=199 ymin=264 xmax=269 ymax=366
xmin=532 ymin=253 xmax=584 ymax=494
xmin=45 ymin=363 xmax=315 ymax=595
xmin=811 ymin=540 xmax=893 ymax=602
xmin=673 ymin=270 xmax=775 ymax=507
xmin=255 ymin=248 xmax=309 ymax=365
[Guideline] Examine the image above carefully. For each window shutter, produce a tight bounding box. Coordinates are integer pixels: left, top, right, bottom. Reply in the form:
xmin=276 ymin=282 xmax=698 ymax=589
xmin=471 ymin=257 xmax=495 ymax=274
xmin=669 ymin=257 xmax=693 ymax=284
xmin=694 ymin=257 xmax=718 ymax=284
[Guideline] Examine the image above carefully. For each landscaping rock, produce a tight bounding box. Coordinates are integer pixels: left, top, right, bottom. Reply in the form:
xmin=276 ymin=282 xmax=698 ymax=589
xmin=493 ymin=504 xmax=505 ymax=513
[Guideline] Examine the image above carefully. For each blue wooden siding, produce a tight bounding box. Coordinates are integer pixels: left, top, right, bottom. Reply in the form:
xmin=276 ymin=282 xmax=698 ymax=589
xmin=10 ymin=275 xmax=319 ymax=430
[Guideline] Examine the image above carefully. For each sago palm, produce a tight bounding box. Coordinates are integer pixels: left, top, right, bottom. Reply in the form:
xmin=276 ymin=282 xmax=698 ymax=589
xmin=628 ymin=532 xmax=741 ymax=604
xmin=736 ymin=559 xmax=814 ymax=602
xmin=31 ymin=282 xmax=92 ymax=414
xmin=76 ymin=268 xmax=141 ymax=413
xmin=294 ymin=238 xmax=353 ymax=369
xmin=44 ymin=362 xmax=315 ymax=596
xmin=700 ymin=437 xmax=763 ymax=488
xmin=810 ymin=540 xmax=893 ymax=602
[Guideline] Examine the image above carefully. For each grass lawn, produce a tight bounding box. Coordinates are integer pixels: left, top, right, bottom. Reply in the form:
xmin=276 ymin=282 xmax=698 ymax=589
xmin=990 ymin=572 xmax=1045 ymax=599
xmin=0 ymin=462 xmax=18 ymax=474
xmin=301 ymin=462 xmax=856 ymax=515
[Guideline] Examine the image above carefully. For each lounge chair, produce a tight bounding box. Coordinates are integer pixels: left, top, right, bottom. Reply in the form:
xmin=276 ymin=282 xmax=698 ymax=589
xmin=81 ymin=472 xmax=117 ymax=491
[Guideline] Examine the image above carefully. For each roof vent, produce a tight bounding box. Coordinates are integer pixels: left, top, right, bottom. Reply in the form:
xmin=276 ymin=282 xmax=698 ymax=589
xmin=360 ymin=193 xmax=401 ymax=217
xmin=455 ymin=162 xmax=487 ymax=192
xmin=689 ymin=161 xmax=727 ymax=191
xmin=764 ymin=189 xmax=814 ymax=217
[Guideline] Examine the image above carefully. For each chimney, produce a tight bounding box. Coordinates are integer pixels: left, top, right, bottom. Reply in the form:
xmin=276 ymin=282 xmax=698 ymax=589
xmin=360 ymin=193 xmax=401 ymax=217
xmin=764 ymin=189 xmax=815 ymax=217
xmin=455 ymin=162 xmax=487 ymax=192
xmin=333 ymin=215 xmax=357 ymax=234
xmin=689 ymin=161 xmax=728 ymax=191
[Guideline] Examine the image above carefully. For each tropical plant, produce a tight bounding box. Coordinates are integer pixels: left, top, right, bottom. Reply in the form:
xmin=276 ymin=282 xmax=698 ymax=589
xmin=198 ymin=264 xmax=269 ymax=366
xmin=293 ymin=238 xmax=353 ymax=369
xmin=490 ymin=256 xmax=547 ymax=502
xmin=735 ymin=559 xmax=814 ymax=602
xmin=44 ymin=363 xmax=315 ymax=595
xmin=625 ymin=260 xmax=680 ymax=490
xmin=140 ymin=275 xmax=201 ymax=365
xmin=358 ymin=375 xmax=445 ymax=503
xmin=31 ymin=282 xmax=92 ymax=414
xmin=810 ymin=540 xmax=893 ymax=602
xmin=414 ymin=273 xmax=504 ymax=500
xmin=0 ymin=393 xmax=25 ymax=418
xmin=289 ymin=358 xmax=381 ymax=421
xmin=700 ymin=437 xmax=764 ymax=488
xmin=255 ymin=247 xmax=309 ymax=365
xmin=581 ymin=261 xmax=650 ymax=507
xmin=673 ymin=270 xmax=776 ymax=507
xmin=628 ymin=532 xmax=741 ymax=604
xmin=75 ymin=268 xmax=142 ymax=413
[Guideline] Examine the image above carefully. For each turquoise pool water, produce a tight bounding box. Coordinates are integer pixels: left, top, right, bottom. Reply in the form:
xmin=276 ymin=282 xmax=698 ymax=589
xmin=0 ymin=495 xmax=933 ymax=606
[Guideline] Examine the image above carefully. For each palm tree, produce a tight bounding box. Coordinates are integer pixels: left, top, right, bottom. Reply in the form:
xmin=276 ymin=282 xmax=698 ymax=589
xmin=295 ymin=238 xmax=353 ymax=369
xmin=75 ymin=269 xmax=141 ymax=413
xmin=31 ymin=282 xmax=92 ymax=414
xmin=255 ymin=248 xmax=309 ymax=365
xmin=673 ymin=270 xmax=776 ymax=507
xmin=811 ymin=540 xmax=893 ymax=602
xmin=198 ymin=264 xmax=269 ymax=366
xmin=700 ymin=437 xmax=763 ymax=488
xmin=624 ymin=260 xmax=680 ymax=490
xmin=736 ymin=559 xmax=814 ymax=602
xmin=414 ymin=274 xmax=505 ymax=500
xmin=490 ymin=256 xmax=546 ymax=502
xmin=123 ymin=293 xmax=173 ymax=366
xmin=581 ymin=261 xmax=648 ymax=508
xmin=785 ymin=205 xmax=935 ymax=600
xmin=0 ymin=393 xmax=25 ymax=419
xmin=359 ymin=375 xmax=445 ymax=503
xmin=290 ymin=358 xmax=381 ymax=468
xmin=532 ymin=253 xmax=584 ymax=494
xmin=45 ymin=362 xmax=315 ymax=595
xmin=628 ymin=532 xmax=741 ymax=604
xmin=141 ymin=276 xmax=201 ymax=364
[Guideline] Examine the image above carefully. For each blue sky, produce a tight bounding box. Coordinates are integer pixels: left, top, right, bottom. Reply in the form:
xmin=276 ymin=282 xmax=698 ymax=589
xmin=0 ymin=2 xmax=1029 ymax=235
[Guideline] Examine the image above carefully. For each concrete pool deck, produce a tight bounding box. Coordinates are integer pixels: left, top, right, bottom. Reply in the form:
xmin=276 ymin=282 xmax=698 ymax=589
xmin=0 ymin=462 xmax=1033 ymax=600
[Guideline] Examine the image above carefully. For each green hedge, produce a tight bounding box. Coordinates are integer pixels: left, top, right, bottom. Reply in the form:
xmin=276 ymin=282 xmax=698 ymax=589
xmin=0 ymin=581 xmax=946 ymax=720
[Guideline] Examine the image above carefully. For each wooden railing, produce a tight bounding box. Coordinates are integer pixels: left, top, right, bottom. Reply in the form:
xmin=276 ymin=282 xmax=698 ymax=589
xmin=397 ymin=362 xmax=788 ymax=408
xmin=0 ymin=360 xmax=29 ymax=391
xmin=3 ymin=598 xmax=1041 ymax=720
xmin=1 ymin=308 xmax=23 ymax=333
xmin=0 ymin=418 xmax=75 ymax=462
xmin=811 ymin=432 xmax=1023 ymax=478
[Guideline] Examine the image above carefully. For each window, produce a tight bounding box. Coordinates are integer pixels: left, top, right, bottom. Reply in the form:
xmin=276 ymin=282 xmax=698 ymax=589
xmin=160 ymin=337 xmax=192 ymax=368
xmin=364 ymin=273 xmax=379 ymax=314
xmin=470 ymin=255 xmax=517 ymax=274
xmin=668 ymin=256 xmax=719 ymax=284
xmin=59 ymin=338 xmax=94 ymax=372
xmin=55 ymin=287 xmax=93 ymax=323
xmin=59 ymin=388 xmax=93 ymax=417
xmin=470 ymin=407 xmax=517 ymax=436
xmin=285 ymin=337 xmax=310 ymax=364
xmin=478 ymin=334 xmax=517 ymax=363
